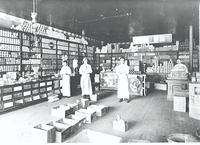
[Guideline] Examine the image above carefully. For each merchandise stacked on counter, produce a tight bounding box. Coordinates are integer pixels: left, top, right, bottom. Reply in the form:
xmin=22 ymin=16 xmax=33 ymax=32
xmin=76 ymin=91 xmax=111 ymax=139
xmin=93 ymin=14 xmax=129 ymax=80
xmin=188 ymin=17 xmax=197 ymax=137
xmin=0 ymin=78 xmax=62 ymax=112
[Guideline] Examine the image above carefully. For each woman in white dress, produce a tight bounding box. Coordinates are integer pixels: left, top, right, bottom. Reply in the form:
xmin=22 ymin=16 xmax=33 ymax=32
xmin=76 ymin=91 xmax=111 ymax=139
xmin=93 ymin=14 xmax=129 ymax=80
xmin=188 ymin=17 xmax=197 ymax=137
xmin=79 ymin=57 xmax=93 ymax=98
xmin=60 ymin=60 xmax=72 ymax=97
xmin=115 ymin=57 xmax=130 ymax=103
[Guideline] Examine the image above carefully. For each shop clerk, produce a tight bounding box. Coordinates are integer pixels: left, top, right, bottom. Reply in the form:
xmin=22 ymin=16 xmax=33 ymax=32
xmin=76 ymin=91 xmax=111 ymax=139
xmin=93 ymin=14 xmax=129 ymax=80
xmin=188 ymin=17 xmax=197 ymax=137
xmin=115 ymin=57 xmax=130 ymax=103
xmin=60 ymin=60 xmax=72 ymax=97
xmin=79 ymin=57 xmax=93 ymax=98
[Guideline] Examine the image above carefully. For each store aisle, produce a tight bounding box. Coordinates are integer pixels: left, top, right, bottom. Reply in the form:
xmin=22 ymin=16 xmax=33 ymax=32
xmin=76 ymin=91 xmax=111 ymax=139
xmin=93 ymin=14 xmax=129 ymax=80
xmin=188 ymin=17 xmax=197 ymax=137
xmin=0 ymin=90 xmax=199 ymax=144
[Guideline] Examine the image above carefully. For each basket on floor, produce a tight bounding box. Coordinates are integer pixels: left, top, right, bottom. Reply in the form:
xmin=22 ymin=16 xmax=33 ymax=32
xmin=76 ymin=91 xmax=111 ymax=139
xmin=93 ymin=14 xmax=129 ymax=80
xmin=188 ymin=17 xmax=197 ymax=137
xmin=167 ymin=133 xmax=199 ymax=143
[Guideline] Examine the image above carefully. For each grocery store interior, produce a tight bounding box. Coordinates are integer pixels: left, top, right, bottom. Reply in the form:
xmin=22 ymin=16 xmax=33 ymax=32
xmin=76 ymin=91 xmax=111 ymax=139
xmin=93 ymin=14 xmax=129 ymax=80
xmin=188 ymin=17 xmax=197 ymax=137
xmin=0 ymin=0 xmax=200 ymax=144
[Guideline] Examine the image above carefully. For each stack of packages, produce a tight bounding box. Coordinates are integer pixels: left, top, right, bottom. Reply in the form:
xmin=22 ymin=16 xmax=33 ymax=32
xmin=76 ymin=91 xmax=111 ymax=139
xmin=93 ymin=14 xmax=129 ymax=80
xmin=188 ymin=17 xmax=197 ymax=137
xmin=48 ymin=91 xmax=60 ymax=103
xmin=33 ymin=97 xmax=109 ymax=143
xmin=191 ymin=72 xmax=200 ymax=82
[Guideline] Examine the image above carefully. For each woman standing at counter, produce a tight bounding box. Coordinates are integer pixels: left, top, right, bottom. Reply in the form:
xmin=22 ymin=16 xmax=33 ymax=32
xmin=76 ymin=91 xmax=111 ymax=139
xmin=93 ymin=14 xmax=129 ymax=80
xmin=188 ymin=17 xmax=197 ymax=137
xmin=79 ymin=57 xmax=93 ymax=98
xmin=60 ymin=60 xmax=72 ymax=97
xmin=115 ymin=57 xmax=130 ymax=103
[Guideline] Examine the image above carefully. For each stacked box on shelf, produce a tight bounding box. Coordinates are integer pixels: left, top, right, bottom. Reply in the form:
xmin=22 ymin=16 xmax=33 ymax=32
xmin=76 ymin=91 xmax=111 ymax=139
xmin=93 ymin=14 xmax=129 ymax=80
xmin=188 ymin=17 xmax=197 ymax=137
xmin=0 ymin=29 xmax=21 ymax=76
xmin=46 ymin=121 xmax=72 ymax=143
xmin=41 ymin=38 xmax=57 ymax=78
xmin=57 ymin=40 xmax=68 ymax=70
xmin=69 ymin=42 xmax=78 ymax=68
xmin=21 ymin=34 xmax=42 ymax=76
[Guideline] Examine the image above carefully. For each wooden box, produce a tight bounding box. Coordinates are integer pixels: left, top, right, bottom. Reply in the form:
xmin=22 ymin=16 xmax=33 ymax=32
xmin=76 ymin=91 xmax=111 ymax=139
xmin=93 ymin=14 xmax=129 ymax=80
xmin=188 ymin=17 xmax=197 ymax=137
xmin=87 ymin=105 xmax=108 ymax=117
xmin=76 ymin=100 xmax=82 ymax=109
xmin=32 ymin=124 xmax=55 ymax=143
xmin=90 ymin=94 xmax=100 ymax=102
xmin=80 ymin=98 xmax=90 ymax=109
xmin=56 ymin=118 xmax=81 ymax=134
xmin=66 ymin=114 xmax=85 ymax=127
xmin=189 ymin=106 xmax=200 ymax=120
xmin=66 ymin=103 xmax=79 ymax=113
xmin=75 ymin=109 xmax=96 ymax=124
xmin=113 ymin=119 xmax=128 ymax=132
xmin=51 ymin=105 xmax=73 ymax=118
xmin=46 ymin=121 xmax=72 ymax=143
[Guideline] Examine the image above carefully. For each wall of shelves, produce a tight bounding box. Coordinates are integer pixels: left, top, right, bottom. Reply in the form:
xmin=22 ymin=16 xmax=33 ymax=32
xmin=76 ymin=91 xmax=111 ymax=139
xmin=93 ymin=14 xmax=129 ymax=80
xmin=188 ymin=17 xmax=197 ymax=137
xmin=0 ymin=27 xmax=98 ymax=114
xmin=0 ymin=27 xmax=97 ymax=79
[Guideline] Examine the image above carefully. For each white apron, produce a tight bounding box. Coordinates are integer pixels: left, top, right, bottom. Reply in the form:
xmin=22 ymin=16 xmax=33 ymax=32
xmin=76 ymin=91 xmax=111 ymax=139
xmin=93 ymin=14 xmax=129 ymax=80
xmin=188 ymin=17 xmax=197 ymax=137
xmin=79 ymin=64 xmax=93 ymax=96
xmin=116 ymin=64 xmax=130 ymax=99
xmin=60 ymin=66 xmax=71 ymax=97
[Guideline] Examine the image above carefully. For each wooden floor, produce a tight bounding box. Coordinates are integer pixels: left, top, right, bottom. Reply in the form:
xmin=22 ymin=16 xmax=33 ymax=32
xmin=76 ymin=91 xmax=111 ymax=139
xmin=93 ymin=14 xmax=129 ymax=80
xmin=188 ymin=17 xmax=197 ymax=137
xmin=0 ymin=90 xmax=200 ymax=143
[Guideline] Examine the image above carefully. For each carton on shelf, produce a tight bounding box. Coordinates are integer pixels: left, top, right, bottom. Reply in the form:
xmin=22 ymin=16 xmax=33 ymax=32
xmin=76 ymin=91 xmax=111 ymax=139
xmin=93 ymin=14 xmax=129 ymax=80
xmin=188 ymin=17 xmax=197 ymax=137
xmin=87 ymin=105 xmax=109 ymax=117
xmin=46 ymin=121 xmax=72 ymax=143
xmin=75 ymin=109 xmax=96 ymax=124
xmin=51 ymin=105 xmax=73 ymax=118
xmin=32 ymin=124 xmax=56 ymax=143
xmin=113 ymin=115 xmax=128 ymax=132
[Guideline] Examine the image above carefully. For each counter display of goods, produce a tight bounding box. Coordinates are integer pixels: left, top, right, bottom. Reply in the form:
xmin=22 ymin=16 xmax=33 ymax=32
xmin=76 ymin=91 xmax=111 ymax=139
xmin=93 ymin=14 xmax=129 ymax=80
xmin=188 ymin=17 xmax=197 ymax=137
xmin=100 ymin=71 xmax=146 ymax=96
xmin=0 ymin=78 xmax=61 ymax=113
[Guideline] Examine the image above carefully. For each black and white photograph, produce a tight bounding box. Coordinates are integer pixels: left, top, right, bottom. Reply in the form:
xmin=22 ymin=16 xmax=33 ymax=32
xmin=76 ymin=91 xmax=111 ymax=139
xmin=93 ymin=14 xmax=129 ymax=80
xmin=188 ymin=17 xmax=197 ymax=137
xmin=0 ymin=0 xmax=200 ymax=144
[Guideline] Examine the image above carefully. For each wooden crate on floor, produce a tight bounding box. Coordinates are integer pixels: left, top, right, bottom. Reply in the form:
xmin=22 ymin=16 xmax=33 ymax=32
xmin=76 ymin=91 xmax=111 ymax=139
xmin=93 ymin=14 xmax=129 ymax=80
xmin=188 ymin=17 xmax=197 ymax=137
xmin=32 ymin=124 xmax=56 ymax=143
xmin=66 ymin=114 xmax=86 ymax=127
xmin=46 ymin=121 xmax=72 ymax=143
xmin=90 ymin=94 xmax=100 ymax=102
xmin=66 ymin=103 xmax=79 ymax=113
xmin=173 ymin=95 xmax=188 ymax=112
xmin=75 ymin=109 xmax=96 ymax=124
xmin=87 ymin=105 xmax=109 ymax=117
xmin=51 ymin=105 xmax=73 ymax=118
xmin=80 ymin=98 xmax=90 ymax=108
xmin=56 ymin=117 xmax=82 ymax=134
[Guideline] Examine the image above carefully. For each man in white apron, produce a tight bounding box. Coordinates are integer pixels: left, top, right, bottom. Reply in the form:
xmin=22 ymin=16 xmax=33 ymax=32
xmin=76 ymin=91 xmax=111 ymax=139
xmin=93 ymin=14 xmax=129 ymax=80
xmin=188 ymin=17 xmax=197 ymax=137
xmin=60 ymin=60 xmax=72 ymax=97
xmin=115 ymin=57 xmax=130 ymax=103
xmin=79 ymin=57 xmax=93 ymax=98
